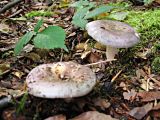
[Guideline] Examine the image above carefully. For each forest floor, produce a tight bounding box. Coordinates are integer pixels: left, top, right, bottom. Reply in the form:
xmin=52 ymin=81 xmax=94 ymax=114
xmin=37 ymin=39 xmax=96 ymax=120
xmin=0 ymin=0 xmax=160 ymax=120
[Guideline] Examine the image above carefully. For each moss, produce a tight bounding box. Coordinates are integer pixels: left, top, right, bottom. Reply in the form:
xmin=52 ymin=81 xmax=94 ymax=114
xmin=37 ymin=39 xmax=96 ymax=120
xmin=151 ymin=57 xmax=160 ymax=73
xmin=125 ymin=9 xmax=160 ymax=48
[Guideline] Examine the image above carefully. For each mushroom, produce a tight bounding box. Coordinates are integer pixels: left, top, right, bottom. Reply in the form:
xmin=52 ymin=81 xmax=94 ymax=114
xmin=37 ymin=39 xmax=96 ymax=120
xmin=86 ymin=20 xmax=140 ymax=60
xmin=26 ymin=61 xmax=96 ymax=98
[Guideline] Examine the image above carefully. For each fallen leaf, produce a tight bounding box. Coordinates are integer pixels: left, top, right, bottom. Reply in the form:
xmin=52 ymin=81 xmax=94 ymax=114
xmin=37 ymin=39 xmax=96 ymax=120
xmin=129 ymin=103 xmax=153 ymax=120
xmin=93 ymin=97 xmax=111 ymax=110
xmin=25 ymin=52 xmax=41 ymax=62
xmin=150 ymin=110 xmax=160 ymax=118
xmin=0 ymin=63 xmax=10 ymax=75
xmin=0 ymin=88 xmax=24 ymax=98
xmin=2 ymin=108 xmax=26 ymax=120
xmin=12 ymin=71 xmax=24 ymax=79
xmin=0 ymin=23 xmax=10 ymax=33
xmin=87 ymin=52 xmax=101 ymax=63
xmin=138 ymin=91 xmax=160 ymax=102
xmin=123 ymin=89 xmax=137 ymax=101
xmin=22 ymin=44 xmax=34 ymax=53
xmin=81 ymin=51 xmax=91 ymax=59
xmin=136 ymin=69 xmax=147 ymax=79
xmin=155 ymin=0 xmax=160 ymax=4
xmin=140 ymin=79 xmax=154 ymax=91
xmin=70 ymin=111 xmax=118 ymax=120
xmin=44 ymin=114 xmax=66 ymax=120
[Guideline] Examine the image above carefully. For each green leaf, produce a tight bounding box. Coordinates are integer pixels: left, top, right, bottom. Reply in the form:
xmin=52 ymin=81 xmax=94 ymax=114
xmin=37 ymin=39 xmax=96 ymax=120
xmin=14 ymin=31 xmax=35 ymax=56
xmin=70 ymin=0 xmax=95 ymax=10
xmin=72 ymin=7 xmax=90 ymax=20
xmin=84 ymin=5 xmax=114 ymax=19
xmin=108 ymin=11 xmax=128 ymax=20
xmin=72 ymin=7 xmax=90 ymax=29
xmin=33 ymin=26 xmax=68 ymax=51
xmin=72 ymin=18 xmax=88 ymax=30
xmin=34 ymin=18 xmax=43 ymax=32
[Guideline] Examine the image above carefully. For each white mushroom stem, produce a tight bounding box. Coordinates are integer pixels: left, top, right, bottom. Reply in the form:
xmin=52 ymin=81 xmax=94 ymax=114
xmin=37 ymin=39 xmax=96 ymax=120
xmin=106 ymin=45 xmax=119 ymax=60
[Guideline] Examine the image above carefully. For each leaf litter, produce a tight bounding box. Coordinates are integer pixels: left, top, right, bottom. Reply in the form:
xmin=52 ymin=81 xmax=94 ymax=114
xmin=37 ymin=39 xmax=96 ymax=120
xmin=0 ymin=0 xmax=160 ymax=120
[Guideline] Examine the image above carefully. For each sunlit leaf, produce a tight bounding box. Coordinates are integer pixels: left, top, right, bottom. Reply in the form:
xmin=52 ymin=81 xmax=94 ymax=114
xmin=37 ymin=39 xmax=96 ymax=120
xmin=72 ymin=7 xmax=90 ymax=29
xmin=70 ymin=0 xmax=95 ymax=9
xmin=108 ymin=11 xmax=128 ymax=20
xmin=14 ymin=31 xmax=36 ymax=56
xmin=34 ymin=18 xmax=43 ymax=32
xmin=33 ymin=26 xmax=68 ymax=51
xmin=84 ymin=5 xmax=114 ymax=19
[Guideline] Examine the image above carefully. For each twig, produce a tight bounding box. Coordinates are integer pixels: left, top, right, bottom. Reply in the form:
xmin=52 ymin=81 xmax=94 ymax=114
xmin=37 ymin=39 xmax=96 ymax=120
xmin=84 ymin=59 xmax=116 ymax=67
xmin=111 ymin=70 xmax=122 ymax=82
xmin=8 ymin=9 xmax=23 ymax=18
xmin=0 ymin=0 xmax=22 ymax=14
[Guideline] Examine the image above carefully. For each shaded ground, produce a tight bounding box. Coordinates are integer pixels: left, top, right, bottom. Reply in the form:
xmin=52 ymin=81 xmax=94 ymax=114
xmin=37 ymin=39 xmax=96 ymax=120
xmin=0 ymin=0 xmax=160 ymax=120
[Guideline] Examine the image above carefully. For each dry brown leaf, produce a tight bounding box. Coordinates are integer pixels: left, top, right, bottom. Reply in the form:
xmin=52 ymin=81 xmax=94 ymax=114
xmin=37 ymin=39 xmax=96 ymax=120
xmin=129 ymin=103 xmax=153 ymax=120
xmin=93 ymin=97 xmax=111 ymax=110
xmin=123 ymin=89 xmax=137 ymax=101
xmin=25 ymin=52 xmax=41 ymax=62
xmin=0 ymin=63 xmax=10 ymax=75
xmin=2 ymin=108 xmax=26 ymax=120
xmin=136 ymin=69 xmax=147 ymax=79
xmin=0 ymin=23 xmax=10 ymax=33
xmin=138 ymin=91 xmax=160 ymax=102
xmin=0 ymin=87 xmax=24 ymax=98
xmin=155 ymin=0 xmax=160 ymax=4
xmin=12 ymin=71 xmax=24 ymax=79
xmin=87 ymin=52 xmax=101 ymax=63
xmin=44 ymin=114 xmax=66 ymax=120
xmin=150 ymin=110 xmax=160 ymax=118
xmin=140 ymin=79 xmax=154 ymax=91
xmin=70 ymin=111 xmax=118 ymax=120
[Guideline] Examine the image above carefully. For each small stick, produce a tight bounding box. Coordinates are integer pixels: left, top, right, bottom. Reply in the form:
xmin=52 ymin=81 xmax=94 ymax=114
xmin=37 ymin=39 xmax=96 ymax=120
xmin=8 ymin=9 xmax=23 ymax=18
xmin=84 ymin=59 xmax=116 ymax=67
xmin=111 ymin=70 xmax=122 ymax=82
xmin=0 ymin=0 xmax=22 ymax=14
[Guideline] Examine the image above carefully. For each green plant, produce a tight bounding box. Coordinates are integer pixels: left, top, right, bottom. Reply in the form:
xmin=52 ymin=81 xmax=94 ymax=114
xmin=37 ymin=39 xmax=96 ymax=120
xmin=14 ymin=19 xmax=68 ymax=55
xmin=25 ymin=10 xmax=53 ymax=18
xmin=152 ymin=57 xmax=160 ymax=73
xmin=70 ymin=0 xmax=115 ymax=29
xmin=16 ymin=92 xmax=28 ymax=114
xmin=125 ymin=9 xmax=160 ymax=47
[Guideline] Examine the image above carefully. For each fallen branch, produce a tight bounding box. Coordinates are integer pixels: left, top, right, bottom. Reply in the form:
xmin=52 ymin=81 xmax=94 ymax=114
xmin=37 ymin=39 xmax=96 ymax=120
xmin=84 ymin=59 xmax=116 ymax=67
xmin=0 ymin=0 xmax=22 ymax=14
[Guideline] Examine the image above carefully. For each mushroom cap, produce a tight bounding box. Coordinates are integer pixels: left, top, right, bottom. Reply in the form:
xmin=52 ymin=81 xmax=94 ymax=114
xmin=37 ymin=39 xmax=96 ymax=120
xmin=86 ymin=20 xmax=140 ymax=48
xmin=26 ymin=61 xmax=96 ymax=98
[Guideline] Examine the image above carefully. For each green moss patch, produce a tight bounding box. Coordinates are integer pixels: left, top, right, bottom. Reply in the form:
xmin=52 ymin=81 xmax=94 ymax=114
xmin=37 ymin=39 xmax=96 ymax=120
xmin=125 ymin=9 xmax=160 ymax=47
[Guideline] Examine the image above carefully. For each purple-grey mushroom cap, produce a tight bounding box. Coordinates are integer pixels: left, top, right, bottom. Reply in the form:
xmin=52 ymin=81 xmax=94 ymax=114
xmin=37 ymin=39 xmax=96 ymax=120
xmin=86 ymin=20 xmax=140 ymax=48
xmin=26 ymin=61 xmax=96 ymax=98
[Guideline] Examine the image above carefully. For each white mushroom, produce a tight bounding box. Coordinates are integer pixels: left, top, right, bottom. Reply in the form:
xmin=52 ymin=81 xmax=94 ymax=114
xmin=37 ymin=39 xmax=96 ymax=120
xmin=86 ymin=20 xmax=140 ymax=60
xmin=26 ymin=61 xmax=96 ymax=98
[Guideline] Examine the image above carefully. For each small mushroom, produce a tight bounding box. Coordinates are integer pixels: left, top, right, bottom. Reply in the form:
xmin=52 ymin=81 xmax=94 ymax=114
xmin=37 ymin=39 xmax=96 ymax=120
xmin=26 ymin=61 xmax=96 ymax=98
xmin=86 ymin=20 xmax=140 ymax=60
